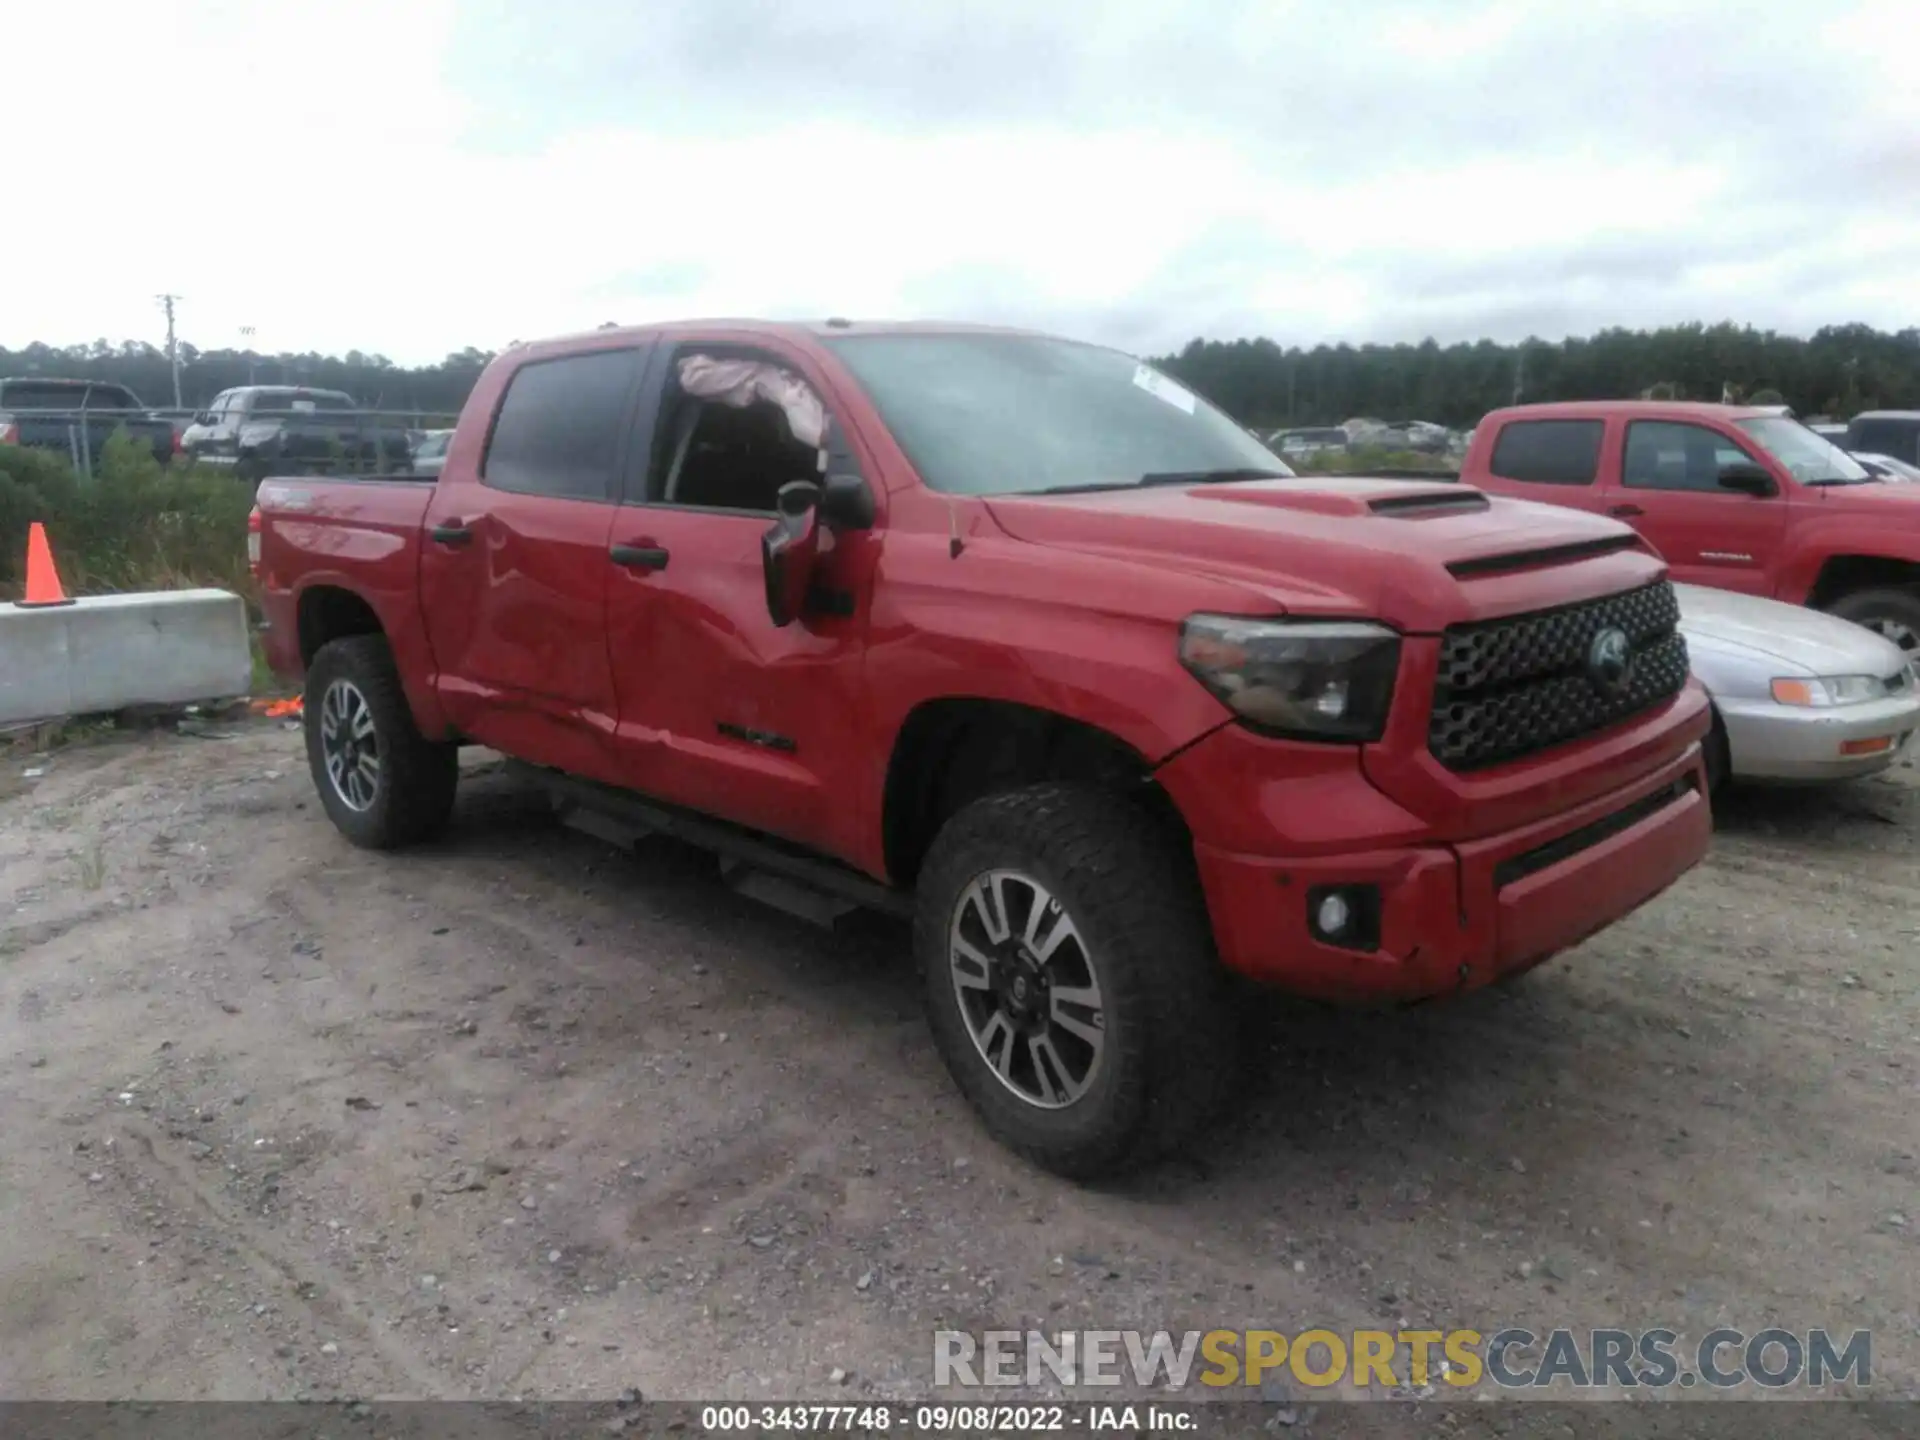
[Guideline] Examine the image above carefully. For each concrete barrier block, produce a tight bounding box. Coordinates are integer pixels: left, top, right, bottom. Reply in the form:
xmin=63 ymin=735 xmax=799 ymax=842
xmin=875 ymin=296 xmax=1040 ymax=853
xmin=0 ymin=588 xmax=254 ymax=726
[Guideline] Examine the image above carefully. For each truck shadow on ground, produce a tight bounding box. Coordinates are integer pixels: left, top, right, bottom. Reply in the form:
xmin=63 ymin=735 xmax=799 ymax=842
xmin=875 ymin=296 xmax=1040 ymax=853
xmin=411 ymin=764 xmax=1897 ymax=1229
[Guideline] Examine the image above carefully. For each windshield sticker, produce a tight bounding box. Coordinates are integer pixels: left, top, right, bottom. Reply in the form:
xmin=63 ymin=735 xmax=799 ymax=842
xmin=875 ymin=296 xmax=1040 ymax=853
xmin=1133 ymin=365 xmax=1197 ymax=415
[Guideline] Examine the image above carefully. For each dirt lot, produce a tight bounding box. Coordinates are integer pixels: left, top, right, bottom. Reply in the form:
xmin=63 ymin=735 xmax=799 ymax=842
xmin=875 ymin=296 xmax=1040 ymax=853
xmin=1 ymin=721 xmax=1915 ymax=1420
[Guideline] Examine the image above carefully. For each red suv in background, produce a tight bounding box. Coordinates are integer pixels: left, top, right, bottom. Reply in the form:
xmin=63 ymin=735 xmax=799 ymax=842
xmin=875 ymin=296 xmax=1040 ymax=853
xmin=1462 ymin=401 xmax=1920 ymax=661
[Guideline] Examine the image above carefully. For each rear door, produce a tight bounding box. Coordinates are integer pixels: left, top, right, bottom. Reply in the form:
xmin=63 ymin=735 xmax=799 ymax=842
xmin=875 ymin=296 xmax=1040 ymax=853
xmin=1475 ymin=417 xmax=1612 ymax=515
xmin=601 ymin=334 xmax=883 ymax=864
xmin=420 ymin=341 xmax=656 ymax=783
xmin=1612 ymin=419 xmax=1789 ymax=593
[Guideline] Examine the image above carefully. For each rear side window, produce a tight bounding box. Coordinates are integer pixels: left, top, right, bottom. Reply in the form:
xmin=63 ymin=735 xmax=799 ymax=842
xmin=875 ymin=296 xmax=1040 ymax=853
xmin=482 ymin=349 xmax=645 ymax=500
xmin=1487 ymin=419 xmax=1604 ymax=485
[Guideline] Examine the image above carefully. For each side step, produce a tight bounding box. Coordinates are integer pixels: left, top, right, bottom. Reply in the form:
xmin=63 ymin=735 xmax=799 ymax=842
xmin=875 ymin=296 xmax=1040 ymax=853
xmin=509 ymin=761 xmax=914 ymax=928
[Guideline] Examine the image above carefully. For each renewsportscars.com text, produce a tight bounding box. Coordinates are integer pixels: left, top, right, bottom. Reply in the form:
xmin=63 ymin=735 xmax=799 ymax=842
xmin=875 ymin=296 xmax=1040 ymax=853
xmin=934 ymin=1327 xmax=1871 ymax=1391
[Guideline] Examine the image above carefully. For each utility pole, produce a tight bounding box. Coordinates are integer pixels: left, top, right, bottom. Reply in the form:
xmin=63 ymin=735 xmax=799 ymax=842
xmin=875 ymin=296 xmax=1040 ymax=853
xmin=157 ymin=293 xmax=184 ymax=408
xmin=240 ymin=325 xmax=257 ymax=384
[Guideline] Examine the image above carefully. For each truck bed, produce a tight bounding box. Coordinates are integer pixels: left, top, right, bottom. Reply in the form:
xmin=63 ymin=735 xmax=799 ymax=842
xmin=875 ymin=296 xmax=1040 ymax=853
xmin=252 ymin=474 xmax=441 ymax=683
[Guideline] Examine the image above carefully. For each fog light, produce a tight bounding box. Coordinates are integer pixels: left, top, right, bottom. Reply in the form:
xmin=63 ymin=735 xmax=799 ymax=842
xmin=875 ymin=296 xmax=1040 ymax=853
xmin=1306 ymin=883 xmax=1382 ymax=951
xmin=1316 ymin=892 xmax=1351 ymax=935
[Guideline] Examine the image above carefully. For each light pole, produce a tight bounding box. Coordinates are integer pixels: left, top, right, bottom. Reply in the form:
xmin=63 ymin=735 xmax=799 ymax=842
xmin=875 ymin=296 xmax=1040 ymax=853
xmin=240 ymin=326 xmax=257 ymax=385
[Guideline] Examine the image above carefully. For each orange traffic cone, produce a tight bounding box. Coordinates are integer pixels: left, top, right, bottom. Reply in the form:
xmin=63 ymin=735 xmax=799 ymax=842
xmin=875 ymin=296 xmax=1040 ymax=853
xmin=19 ymin=523 xmax=74 ymax=608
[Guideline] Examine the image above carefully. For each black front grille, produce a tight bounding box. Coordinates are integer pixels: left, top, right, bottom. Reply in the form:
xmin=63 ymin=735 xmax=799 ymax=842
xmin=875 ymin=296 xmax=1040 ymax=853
xmin=1429 ymin=580 xmax=1690 ymax=771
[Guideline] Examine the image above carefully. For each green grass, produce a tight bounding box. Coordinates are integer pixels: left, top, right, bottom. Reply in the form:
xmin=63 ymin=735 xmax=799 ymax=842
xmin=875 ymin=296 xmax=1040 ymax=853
xmin=1 ymin=432 xmax=255 ymax=601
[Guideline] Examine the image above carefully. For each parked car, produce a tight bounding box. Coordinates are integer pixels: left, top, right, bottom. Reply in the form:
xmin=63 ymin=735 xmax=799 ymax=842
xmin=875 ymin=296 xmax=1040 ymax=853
xmin=1843 ymin=411 xmax=1920 ymax=467
xmin=1851 ymin=452 xmax=1920 ymax=483
xmin=1461 ymin=401 xmax=1920 ymax=665
xmin=1677 ymin=583 xmax=1918 ymax=793
xmin=409 ymin=428 xmax=453 ymax=477
xmin=180 ymin=385 xmax=412 ymax=481
xmin=1270 ymin=426 xmax=1349 ymax=461
xmin=0 ymin=376 xmax=179 ymax=464
xmin=251 ymin=319 xmax=1712 ymax=1178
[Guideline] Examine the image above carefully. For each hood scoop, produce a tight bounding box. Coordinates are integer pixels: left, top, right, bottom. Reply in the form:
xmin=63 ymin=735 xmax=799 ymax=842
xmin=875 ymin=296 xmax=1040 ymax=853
xmin=1194 ymin=478 xmax=1486 ymax=518
xmin=1367 ymin=489 xmax=1490 ymax=518
xmin=1447 ymin=533 xmax=1643 ymax=580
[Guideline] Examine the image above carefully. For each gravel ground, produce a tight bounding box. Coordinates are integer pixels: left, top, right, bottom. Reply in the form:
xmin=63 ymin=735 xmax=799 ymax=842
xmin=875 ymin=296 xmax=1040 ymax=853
xmin=0 ymin=721 xmax=1914 ymax=1432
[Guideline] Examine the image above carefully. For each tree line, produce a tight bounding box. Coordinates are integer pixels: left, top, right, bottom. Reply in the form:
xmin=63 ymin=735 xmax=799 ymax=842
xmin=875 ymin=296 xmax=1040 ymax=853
xmin=1155 ymin=322 xmax=1920 ymax=430
xmin=5 ymin=321 xmax=1918 ymax=430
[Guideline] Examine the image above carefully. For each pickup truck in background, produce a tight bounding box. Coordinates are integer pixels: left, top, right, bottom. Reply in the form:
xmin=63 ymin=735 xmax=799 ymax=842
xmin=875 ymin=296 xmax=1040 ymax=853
xmin=0 ymin=376 xmax=180 ymax=465
xmin=253 ymin=320 xmax=1712 ymax=1178
xmin=1463 ymin=401 xmax=1920 ymax=665
xmin=181 ymin=385 xmax=412 ymax=481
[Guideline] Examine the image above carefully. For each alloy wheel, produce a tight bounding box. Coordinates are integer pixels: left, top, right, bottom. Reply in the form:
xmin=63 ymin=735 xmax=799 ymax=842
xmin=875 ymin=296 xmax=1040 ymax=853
xmin=948 ymin=869 xmax=1106 ymax=1110
xmin=320 ymin=678 xmax=381 ymax=812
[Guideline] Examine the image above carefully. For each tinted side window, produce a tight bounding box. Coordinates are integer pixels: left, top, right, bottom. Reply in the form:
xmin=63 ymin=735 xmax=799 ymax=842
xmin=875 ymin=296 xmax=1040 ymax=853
xmin=483 ymin=349 xmax=645 ymax=500
xmin=1850 ymin=419 xmax=1920 ymax=464
xmin=1623 ymin=421 xmax=1757 ymax=492
xmin=1487 ymin=420 xmax=1603 ymax=485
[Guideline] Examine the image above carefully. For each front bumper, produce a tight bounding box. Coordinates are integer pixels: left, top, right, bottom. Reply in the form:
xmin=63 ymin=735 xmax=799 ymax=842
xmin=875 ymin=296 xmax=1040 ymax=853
xmin=1156 ymin=725 xmax=1712 ymax=1003
xmin=1717 ymin=691 xmax=1920 ymax=782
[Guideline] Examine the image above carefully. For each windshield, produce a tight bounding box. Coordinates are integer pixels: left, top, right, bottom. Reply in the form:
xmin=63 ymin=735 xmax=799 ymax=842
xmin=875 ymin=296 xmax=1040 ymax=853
xmin=253 ymin=390 xmax=356 ymax=414
xmin=822 ymin=332 xmax=1293 ymax=495
xmin=1735 ymin=416 xmax=1871 ymax=485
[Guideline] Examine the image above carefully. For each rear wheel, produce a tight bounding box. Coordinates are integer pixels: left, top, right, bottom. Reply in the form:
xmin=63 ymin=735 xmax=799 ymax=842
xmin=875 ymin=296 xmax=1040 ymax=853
xmin=1826 ymin=587 xmax=1920 ymax=665
xmin=303 ymin=635 xmax=458 ymax=849
xmin=914 ymin=783 xmax=1238 ymax=1180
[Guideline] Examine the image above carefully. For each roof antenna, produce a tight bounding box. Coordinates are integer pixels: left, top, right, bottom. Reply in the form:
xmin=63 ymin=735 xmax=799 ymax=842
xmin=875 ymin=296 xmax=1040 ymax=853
xmin=948 ymin=502 xmax=965 ymax=559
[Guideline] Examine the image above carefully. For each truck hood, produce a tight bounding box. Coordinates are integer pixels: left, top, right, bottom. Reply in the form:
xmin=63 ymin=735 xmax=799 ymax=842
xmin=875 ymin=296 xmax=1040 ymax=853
xmin=982 ymin=477 xmax=1657 ymax=634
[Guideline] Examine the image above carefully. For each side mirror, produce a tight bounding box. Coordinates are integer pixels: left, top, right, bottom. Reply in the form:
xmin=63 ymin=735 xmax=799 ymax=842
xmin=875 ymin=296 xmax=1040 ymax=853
xmin=1717 ymin=461 xmax=1777 ymax=497
xmin=761 ymin=480 xmax=822 ymax=627
xmin=817 ymin=472 xmax=874 ymax=530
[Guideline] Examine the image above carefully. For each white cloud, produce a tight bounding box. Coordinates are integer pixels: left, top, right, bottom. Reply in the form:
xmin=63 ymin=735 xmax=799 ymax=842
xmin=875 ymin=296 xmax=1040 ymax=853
xmin=5 ymin=0 xmax=1917 ymax=365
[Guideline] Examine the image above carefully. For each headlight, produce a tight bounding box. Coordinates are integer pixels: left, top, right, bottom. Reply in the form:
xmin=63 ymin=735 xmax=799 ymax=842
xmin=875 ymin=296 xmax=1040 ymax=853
xmin=1769 ymin=675 xmax=1883 ymax=707
xmin=1179 ymin=615 xmax=1401 ymax=741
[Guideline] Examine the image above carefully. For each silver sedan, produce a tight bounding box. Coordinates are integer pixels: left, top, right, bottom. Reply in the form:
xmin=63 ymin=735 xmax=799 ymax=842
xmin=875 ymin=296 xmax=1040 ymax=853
xmin=1678 ymin=583 xmax=1920 ymax=791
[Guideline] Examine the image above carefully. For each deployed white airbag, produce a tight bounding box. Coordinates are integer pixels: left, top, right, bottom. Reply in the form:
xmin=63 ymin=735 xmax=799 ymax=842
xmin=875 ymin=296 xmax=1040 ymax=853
xmin=677 ymin=354 xmax=827 ymax=452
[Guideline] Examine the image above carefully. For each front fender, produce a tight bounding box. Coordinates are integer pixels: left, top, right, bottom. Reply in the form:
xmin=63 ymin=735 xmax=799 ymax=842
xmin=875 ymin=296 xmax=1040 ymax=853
xmin=1777 ymin=529 xmax=1920 ymax=605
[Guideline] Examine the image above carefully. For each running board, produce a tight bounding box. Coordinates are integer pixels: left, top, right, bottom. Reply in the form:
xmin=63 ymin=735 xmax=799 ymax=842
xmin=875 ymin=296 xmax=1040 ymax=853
xmin=509 ymin=762 xmax=913 ymax=926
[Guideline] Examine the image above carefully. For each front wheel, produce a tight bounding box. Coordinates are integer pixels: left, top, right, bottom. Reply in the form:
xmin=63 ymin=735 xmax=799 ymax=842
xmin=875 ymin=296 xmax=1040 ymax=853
xmin=1826 ymin=587 xmax=1920 ymax=666
xmin=303 ymin=635 xmax=458 ymax=849
xmin=914 ymin=783 xmax=1238 ymax=1180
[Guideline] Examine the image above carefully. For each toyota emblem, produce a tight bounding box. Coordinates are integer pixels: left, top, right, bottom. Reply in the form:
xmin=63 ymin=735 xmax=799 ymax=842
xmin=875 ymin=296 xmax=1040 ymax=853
xmin=1586 ymin=626 xmax=1633 ymax=695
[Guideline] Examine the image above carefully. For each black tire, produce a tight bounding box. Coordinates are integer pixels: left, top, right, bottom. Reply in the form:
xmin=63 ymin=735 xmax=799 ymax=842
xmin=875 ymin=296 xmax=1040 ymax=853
xmin=1825 ymin=587 xmax=1920 ymax=665
xmin=1704 ymin=705 xmax=1732 ymax=800
xmin=914 ymin=783 xmax=1238 ymax=1181
xmin=303 ymin=635 xmax=458 ymax=849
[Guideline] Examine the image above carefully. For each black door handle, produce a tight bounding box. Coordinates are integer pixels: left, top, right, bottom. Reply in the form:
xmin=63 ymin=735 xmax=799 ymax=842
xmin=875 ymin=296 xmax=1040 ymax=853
xmin=611 ymin=543 xmax=670 ymax=571
xmin=430 ymin=522 xmax=473 ymax=546
xmin=1608 ymin=504 xmax=1645 ymax=519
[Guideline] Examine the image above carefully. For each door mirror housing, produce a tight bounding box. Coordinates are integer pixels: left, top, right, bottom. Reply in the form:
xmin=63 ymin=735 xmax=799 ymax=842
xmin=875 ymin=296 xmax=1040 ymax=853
xmin=1717 ymin=460 xmax=1777 ymax=497
xmin=761 ymin=480 xmax=822 ymax=627
xmin=818 ymin=472 xmax=874 ymax=530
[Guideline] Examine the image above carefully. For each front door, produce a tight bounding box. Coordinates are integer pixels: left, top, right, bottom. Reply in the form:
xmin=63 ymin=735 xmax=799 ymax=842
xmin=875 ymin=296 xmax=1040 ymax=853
xmin=1612 ymin=419 xmax=1789 ymax=593
xmin=419 ymin=342 xmax=654 ymax=782
xmin=602 ymin=336 xmax=882 ymax=867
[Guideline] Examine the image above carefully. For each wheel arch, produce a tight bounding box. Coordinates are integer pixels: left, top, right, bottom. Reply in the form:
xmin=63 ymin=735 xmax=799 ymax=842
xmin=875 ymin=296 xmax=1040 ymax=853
xmin=879 ymin=697 xmax=1195 ymax=890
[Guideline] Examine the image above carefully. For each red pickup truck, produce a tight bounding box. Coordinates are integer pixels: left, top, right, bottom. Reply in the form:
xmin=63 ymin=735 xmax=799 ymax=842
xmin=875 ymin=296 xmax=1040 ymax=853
xmin=1463 ymin=401 xmax=1920 ymax=663
xmin=253 ymin=320 xmax=1712 ymax=1178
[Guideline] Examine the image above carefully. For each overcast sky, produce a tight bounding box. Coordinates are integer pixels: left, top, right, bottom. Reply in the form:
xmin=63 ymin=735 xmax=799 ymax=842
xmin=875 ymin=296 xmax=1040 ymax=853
xmin=11 ymin=0 xmax=1917 ymax=365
